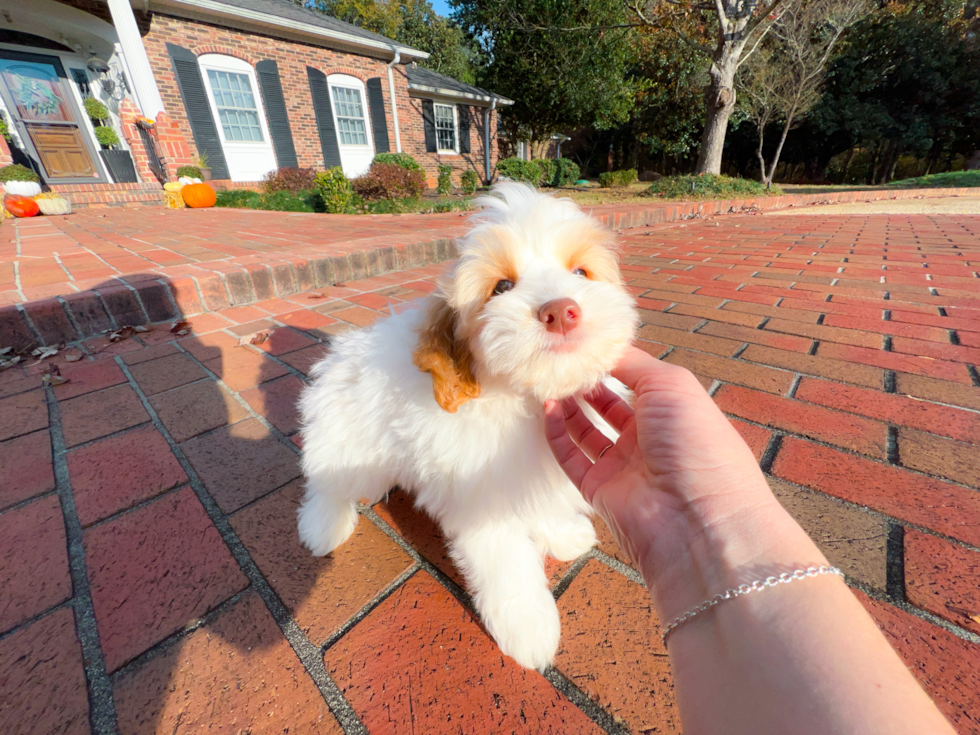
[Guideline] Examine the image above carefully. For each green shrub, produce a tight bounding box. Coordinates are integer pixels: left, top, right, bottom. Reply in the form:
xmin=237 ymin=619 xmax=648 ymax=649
xmin=315 ymin=167 xmax=356 ymax=213
xmin=215 ymin=190 xmax=263 ymax=208
xmin=215 ymin=188 xmax=320 ymax=212
xmin=647 ymin=174 xmax=777 ymax=200
xmin=0 ymin=113 xmax=10 ymax=142
xmin=531 ymin=158 xmax=558 ymax=186
xmin=437 ymin=164 xmax=453 ymax=195
xmin=497 ymin=157 xmax=543 ymax=185
xmin=887 ymin=171 xmax=980 ymax=189
xmin=460 ymin=169 xmax=479 ymax=195
xmin=552 ymin=158 xmax=580 ymax=187
xmin=598 ymin=169 xmax=638 ymax=188
xmin=177 ymin=165 xmax=203 ymax=179
xmin=93 ymin=126 xmax=119 ymax=148
xmin=83 ymin=97 xmax=110 ymax=122
xmin=372 ymin=152 xmax=424 ymax=173
xmin=352 ymin=162 xmax=426 ymax=200
xmin=0 ymin=164 xmax=39 ymax=183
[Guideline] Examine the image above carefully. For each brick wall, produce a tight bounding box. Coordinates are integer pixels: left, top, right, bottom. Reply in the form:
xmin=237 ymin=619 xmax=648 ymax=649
xmin=140 ymin=14 xmax=406 ymax=173
xmin=400 ymin=90 xmax=498 ymax=187
xmin=139 ymin=14 xmax=496 ymax=188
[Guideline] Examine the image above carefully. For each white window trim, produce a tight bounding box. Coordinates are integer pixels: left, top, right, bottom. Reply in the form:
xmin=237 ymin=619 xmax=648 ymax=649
xmin=433 ymin=102 xmax=458 ymax=155
xmin=199 ymin=54 xmax=271 ymax=148
xmin=326 ymin=74 xmax=373 ymax=151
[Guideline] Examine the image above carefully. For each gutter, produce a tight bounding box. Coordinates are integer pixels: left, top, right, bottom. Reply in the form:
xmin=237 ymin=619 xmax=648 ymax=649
xmin=485 ymin=98 xmax=496 ymax=184
xmin=387 ymin=49 xmax=402 ymax=153
xmin=149 ymin=0 xmax=430 ymax=60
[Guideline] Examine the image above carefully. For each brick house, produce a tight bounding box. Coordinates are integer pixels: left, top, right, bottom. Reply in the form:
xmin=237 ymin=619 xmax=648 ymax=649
xmin=0 ymin=0 xmax=512 ymax=206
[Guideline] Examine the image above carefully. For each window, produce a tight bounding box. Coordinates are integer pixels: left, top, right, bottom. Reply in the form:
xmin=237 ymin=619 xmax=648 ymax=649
xmin=331 ymin=86 xmax=368 ymax=146
xmin=206 ymin=69 xmax=263 ymax=142
xmin=434 ymin=103 xmax=456 ymax=152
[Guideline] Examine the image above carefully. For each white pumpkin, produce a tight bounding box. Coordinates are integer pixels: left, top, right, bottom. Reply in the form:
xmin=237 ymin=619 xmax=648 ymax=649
xmin=3 ymin=181 xmax=42 ymax=197
xmin=177 ymin=176 xmax=203 ymax=186
xmin=36 ymin=198 xmax=72 ymax=216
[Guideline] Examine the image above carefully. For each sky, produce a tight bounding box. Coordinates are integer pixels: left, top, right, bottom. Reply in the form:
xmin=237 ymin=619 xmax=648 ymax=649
xmin=430 ymin=0 xmax=452 ymax=16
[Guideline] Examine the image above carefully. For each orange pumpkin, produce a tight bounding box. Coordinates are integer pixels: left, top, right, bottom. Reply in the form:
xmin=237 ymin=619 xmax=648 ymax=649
xmin=181 ymin=183 xmax=216 ymax=208
xmin=3 ymin=195 xmax=39 ymax=218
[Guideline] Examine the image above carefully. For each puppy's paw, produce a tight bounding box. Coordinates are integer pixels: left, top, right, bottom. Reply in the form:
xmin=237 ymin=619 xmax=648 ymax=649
xmin=542 ymin=514 xmax=596 ymax=562
xmin=486 ymin=590 xmax=562 ymax=671
xmin=297 ymin=495 xmax=358 ymax=556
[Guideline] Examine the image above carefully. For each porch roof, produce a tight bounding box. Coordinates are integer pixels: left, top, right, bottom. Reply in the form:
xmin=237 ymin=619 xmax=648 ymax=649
xmin=406 ymin=64 xmax=513 ymax=106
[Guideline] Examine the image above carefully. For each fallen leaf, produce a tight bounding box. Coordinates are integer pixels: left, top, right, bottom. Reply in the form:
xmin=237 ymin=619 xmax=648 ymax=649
xmin=108 ymin=326 xmax=136 ymax=342
xmin=134 ymin=325 xmax=150 ymax=333
xmin=0 ymin=347 xmax=11 ymax=356
xmin=64 ymin=350 xmax=83 ymax=362
xmin=945 ymin=603 xmax=980 ymax=625
xmin=36 ymin=347 xmax=59 ymax=360
xmin=307 ymin=293 xmax=328 ymax=300
xmin=42 ymin=373 xmax=69 ymax=386
xmin=171 ymin=320 xmax=192 ymax=334
xmin=238 ymin=330 xmax=272 ymax=347
xmin=0 ymin=355 xmax=21 ymax=370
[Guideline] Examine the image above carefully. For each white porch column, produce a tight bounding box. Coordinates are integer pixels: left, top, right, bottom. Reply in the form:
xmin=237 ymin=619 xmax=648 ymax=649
xmin=106 ymin=0 xmax=165 ymax=118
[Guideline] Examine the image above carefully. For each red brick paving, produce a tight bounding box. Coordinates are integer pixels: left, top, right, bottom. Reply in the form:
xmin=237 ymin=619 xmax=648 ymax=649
xmin=0 ymin=209 xmax=979 ymax=733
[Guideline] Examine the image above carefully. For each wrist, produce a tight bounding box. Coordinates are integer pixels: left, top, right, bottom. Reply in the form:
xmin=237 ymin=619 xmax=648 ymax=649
xmin=638 ymin=492 xmax=829 ymax=625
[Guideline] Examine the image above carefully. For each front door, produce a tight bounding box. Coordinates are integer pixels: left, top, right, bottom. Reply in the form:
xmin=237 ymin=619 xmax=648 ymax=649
xmin=0 ymin=50 xmax=105 ymax=183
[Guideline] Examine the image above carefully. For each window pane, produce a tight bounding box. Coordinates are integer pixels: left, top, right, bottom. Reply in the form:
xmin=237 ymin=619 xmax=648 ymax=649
xmin=434 ymin=104 xmax=456 ymax=151
xmin=207 ymin=69 xmax=263 ymax=142
xmin=330 ymin=86 xmax=368 ymax=146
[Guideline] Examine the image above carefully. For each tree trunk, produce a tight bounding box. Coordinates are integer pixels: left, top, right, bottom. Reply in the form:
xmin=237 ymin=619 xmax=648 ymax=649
xmin=840 ymin=147 xmax=855 ymax=182
xmin=965 ymin=150 xmax=980 ymax=171
xmin=762 ymin=112 xmax=795 ymax=189
xmin=695 ymin=49 xmax=739 ymax=176
xmin=878 ymin=139 xmax=900 ymax=184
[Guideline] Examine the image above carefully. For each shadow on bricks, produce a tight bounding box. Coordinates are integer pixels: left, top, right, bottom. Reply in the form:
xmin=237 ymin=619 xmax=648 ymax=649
xmin=0 ymin=272 xmax=364 ymax=734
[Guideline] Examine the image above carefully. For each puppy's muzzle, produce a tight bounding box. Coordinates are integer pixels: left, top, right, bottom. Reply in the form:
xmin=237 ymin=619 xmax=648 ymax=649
xmin=538 ymin=298 xmax=581 ymax=335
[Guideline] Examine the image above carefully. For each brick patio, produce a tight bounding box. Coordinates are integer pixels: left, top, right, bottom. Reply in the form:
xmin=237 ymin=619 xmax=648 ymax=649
xmin=1 ymin=208 xmax=979 ymax=734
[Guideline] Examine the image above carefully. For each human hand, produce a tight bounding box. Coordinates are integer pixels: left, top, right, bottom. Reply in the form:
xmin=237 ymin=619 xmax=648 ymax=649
xmin=544 ymin=346 xmax=813 ymax=620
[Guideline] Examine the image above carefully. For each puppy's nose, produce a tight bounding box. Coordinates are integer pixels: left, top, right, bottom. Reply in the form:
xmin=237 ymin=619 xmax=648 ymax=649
xmin=538 ymin=298 xmax=581 ymax=335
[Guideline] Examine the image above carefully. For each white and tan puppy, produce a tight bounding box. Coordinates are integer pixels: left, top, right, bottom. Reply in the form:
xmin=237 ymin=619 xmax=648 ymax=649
xmin=298 ymin=182 xmax=638 ymax=669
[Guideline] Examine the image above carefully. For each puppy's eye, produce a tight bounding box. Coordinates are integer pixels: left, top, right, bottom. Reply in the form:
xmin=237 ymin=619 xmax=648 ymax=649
xmin=492 ymin=279 xmax=515 ymax=296
xmin=573 ymin=268 xmax=588 ymax=277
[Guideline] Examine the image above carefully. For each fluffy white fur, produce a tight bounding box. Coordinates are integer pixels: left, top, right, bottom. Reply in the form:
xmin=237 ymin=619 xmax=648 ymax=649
xmin=298 ymin=183 xmax=639 ymax=669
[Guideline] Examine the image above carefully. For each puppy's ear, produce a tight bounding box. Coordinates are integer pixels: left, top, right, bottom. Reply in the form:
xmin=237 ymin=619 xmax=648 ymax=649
xmin=413 ymin=296 xmax=480 ymax=413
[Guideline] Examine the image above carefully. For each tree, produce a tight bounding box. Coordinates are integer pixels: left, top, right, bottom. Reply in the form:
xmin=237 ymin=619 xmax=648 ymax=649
xmin=738 ymin=0 xmax=868 ymax=187
xmin=809 ymin=0 xmax=980 ymax=183
xmin=451 ymin=0 xmax=638 ymax=156
xmin=303 ymin=0 xmax=477 ymax=83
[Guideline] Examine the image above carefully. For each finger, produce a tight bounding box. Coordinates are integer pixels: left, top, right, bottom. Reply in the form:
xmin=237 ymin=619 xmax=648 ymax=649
xmin=543 ymin=400 xmax=593 ymax=490
xmin=610 ymin=345 xmax=666 ymax=391
xmin=583 ymin=383 xmax=634 ymax=434
xmin=560 ymin=397 xmax=616 ymax=461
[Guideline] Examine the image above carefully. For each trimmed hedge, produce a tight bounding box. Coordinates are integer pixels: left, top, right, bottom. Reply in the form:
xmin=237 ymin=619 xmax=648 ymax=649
xmin=598 ymin=169 xmax=638 ymax=188
xmin=532 ymin=158 xmax=558 ymax=186
xmin=497 ymin=157 xmax=542 ymax=185
xmin=437 ymin=163 xmax=453 ymax=195
xmin=553 ymin=158 xmax=580 ymax=187
xmin=352 ymin=162 xmax=426 ymax=200
xmin=315 ymin=167 xmax=356 ymax=213
xmin=372 ymin=153 xmax=424 ymax=173
xmin=460 ymin=169 xmax=479 ymax=195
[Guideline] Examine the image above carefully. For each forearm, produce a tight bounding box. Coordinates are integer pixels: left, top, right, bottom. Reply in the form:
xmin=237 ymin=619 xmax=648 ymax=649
xmin=640 ymin=493 xmax=955 ymax=735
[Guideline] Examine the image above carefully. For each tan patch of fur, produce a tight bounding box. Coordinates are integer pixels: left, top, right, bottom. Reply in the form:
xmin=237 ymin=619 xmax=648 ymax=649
xmin=453 ymin=226 xmax=521 ymax=306
xmin=555 ymin=223 xmax=621 ymax=284
xmin=413 ymin=296 xmax=481 ymax=412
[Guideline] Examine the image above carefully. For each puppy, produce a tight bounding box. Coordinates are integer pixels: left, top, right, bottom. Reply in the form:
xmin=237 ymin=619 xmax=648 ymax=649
xmin=298 ymin=182 xmax=638 ymax=669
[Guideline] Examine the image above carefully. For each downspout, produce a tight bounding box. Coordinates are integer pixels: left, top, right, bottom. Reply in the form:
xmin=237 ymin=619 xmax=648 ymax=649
xmin=484 ymin=98 xmax=496 ymax=184
xmin=386 ymin=49 xmax=402 ymax=153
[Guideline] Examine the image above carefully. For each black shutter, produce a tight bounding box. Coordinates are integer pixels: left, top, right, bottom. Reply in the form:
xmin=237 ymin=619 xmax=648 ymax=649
xmin=166 ymin=43 xmax=229 ymax=180
xmin=307 ymin=67 xmax=341 ymax=168
xmin=457 ymin=105 xmax=470 ymax=154
xmin=256 ymin=59 xmax=298 ymax=169
xmin=421 ymin=99 xmax=437 ymax=153
xmin=365 ymin=78 xmax=389 ymax=154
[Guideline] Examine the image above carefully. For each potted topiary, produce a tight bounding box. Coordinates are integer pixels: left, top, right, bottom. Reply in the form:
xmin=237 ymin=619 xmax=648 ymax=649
xmin=0 ymin=163 xmax=41 ymax=197
xmin=84 ymin=97 xmax=137 ymax=183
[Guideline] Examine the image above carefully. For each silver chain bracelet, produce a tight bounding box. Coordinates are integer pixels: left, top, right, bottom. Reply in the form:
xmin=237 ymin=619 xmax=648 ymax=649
xmin=661 ymin=565 xmax=844 ymax=646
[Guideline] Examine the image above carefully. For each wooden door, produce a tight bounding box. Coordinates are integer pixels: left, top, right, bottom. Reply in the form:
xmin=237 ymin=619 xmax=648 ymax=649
xmin=0 ymin=51 xmax=103 ymax=182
